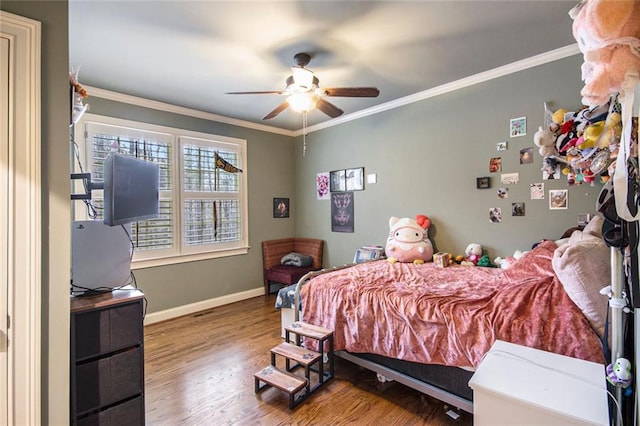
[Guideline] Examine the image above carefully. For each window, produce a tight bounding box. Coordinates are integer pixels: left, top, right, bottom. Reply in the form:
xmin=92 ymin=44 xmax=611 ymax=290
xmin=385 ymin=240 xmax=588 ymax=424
xmin=76 ymin=115 xmax=248 ymax=268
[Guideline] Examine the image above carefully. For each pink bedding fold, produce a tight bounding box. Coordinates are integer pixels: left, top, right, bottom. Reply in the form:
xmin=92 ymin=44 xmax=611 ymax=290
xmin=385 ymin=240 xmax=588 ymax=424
xmin=301 ymin=241 xmax=604 ymax=369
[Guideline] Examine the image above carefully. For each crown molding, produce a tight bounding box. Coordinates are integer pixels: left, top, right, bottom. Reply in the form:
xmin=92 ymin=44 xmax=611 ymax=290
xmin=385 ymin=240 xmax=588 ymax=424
xmin=295 ymin=44 xmax=581 ymax=136
xmin=84 ymin=44 xmax=580 ymax=138
xmin=82 ymin=85 xmax=296 ymax=137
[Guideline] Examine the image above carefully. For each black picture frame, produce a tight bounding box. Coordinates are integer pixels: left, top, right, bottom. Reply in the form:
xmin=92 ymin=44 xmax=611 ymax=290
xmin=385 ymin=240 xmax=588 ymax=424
xmin=331 ymin=192 xmax=354 ymax=233
xmin=330 ymin=169 xmax=346 ymax=192
xmin=477 ymin=177 xmax=490 ymax=189
xmin=345 ymin=167 xmax=365 ymax=191
xmin=273 ymin=197 xmax=289 ymax=218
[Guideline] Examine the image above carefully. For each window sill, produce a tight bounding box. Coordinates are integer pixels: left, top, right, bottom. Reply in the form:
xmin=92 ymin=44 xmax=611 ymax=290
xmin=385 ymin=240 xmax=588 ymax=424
xmin=132 ymin=246 xmax=249 ymax=269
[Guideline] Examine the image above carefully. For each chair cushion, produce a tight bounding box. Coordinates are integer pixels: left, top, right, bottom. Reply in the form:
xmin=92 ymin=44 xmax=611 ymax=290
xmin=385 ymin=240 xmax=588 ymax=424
xmin=265 ymin=265 xmax=317 ymax=286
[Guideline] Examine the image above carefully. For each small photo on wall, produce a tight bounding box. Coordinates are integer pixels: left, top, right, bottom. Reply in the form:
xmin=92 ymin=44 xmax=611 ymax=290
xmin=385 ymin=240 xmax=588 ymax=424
xmin=530 ymin=183 xmax=544 ymax=199
xmin=497 ymin=187 xmax=509 ymax=199
xmin=273 ymin=197 xmax=290 ymax=218
xmin=490 ymin=157 xmax=502 ymax=173
xmin=542 ymin=157 xmax=560 ymax=180
xmin=489 ymin=207 xmax=502 ymax=223
xmin=512 ymin=202 xmax=525 ymax=216
xmin=519 ymin=147 xmax=534 ymax=164
xmin=501 ymin=173 xmax=519 ymax=184
xmin=497 ymin=141 xmax=508 ymax=151
xmin=510 ymin=116 xmax=527 ymax=137
xmin=476 ymin=177 xmax=490 ymax=189
xmin=549 ymin=189 xmax=568 ymax=210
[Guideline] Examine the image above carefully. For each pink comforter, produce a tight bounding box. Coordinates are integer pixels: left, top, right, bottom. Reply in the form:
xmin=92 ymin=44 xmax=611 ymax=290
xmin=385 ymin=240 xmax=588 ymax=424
xmin=301 ymin=241 xmax=605 ymax=369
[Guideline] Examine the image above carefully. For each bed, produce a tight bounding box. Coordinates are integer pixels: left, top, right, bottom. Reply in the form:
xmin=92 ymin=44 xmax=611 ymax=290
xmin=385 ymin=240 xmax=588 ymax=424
xmin=292 ymin=220 xmax=610 ymax=413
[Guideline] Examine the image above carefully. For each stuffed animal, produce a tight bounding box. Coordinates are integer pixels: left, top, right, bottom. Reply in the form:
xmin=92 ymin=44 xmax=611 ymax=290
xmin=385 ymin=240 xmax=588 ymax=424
xmin=476 ymin=255 xmax=495 ymax=268
xmin=534 ymin=126 xmax=558 ymax=157
xmin=606 ymin=357 xmax=633 ymax=388
xmin=570 ymin=0 xmax=640 ymax=106
xmin=385 ymin=215 xmax=434 ymax=264
xmin=494 ymin=250 xmax=528 ymax=269
xmin=463 ymin=243 xmax=483 ymax=265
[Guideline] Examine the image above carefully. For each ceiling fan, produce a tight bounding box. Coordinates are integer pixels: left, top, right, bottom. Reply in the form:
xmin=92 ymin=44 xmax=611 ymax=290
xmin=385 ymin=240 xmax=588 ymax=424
xmin=226 ymin=52 xmax=380 ymax=120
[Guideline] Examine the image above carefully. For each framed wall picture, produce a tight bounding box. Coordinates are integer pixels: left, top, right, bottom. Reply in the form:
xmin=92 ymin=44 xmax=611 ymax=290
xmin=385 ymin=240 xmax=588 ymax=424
xmin=273 ymin=197 xmax=290 ymax=218
xmin=330 ymin=169 xmax=346 ymax=192
xmin=510 ymin=116 xmax=527 ymax=137
xmin=549 ymin=189 xmax=568 ymax=210
xmin=476 ymin=177 xmax=490 ymax=189
xmin=489 ymin=157 xmax=502 ymax=173
xmin=316 ymin=172 xmax=330 ymax=200
xmin=345 ymin=167 xmax=364 ymax=191
xmin=331 ymin=192 xmax=354 ymax=232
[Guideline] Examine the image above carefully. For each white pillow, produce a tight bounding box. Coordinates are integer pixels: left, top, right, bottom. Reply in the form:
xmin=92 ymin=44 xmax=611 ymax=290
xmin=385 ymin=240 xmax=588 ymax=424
xmin=582 ymin=215 xmax=604 ymax=238
xmin=552 ymin=229 xmax=610 ymax=337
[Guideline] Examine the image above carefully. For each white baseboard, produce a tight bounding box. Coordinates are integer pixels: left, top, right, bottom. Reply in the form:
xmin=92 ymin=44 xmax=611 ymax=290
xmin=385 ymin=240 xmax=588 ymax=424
xmin=143 ymin=287 xmax=264 ymax=325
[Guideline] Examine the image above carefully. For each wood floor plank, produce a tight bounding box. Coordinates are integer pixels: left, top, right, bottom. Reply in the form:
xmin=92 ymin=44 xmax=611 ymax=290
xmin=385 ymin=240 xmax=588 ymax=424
xmin=144 ymin=295 xmax=473 ymax=425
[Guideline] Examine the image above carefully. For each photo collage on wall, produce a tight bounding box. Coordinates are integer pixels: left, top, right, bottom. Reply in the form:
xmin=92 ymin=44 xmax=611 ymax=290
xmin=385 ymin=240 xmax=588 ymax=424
xmin=480 ymin=115 xmax=565 ymax=223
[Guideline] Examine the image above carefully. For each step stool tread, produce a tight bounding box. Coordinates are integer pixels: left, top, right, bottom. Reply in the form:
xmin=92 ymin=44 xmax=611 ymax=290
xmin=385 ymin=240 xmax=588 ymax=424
xmin=271 ymin=342 xmax=321 ymax=365
xmin=286 ymin=321 xmax=333 ymax=340
xmin=254 ymin=366 xmax=306 ymax=394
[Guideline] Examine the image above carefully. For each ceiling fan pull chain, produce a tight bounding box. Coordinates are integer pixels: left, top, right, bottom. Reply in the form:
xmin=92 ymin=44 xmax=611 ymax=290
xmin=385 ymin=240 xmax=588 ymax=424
xmin=302 ymin=111 xmax=308 ymax=157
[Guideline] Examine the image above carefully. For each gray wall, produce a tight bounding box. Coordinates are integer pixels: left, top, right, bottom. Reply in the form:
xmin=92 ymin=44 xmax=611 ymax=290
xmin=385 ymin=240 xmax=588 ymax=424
xmin=0 ymin=3 xmax=604 ymax=422
xmin=1 ymin=1 xmax=71 ymax=425
xmin=84 ymin=98 xmax=295 ymax=312
xmin=295 ymin=55 xmax=601 ymax=266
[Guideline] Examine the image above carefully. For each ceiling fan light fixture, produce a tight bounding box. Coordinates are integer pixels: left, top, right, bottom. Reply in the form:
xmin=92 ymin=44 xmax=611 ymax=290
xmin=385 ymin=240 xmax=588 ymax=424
xmin=288 ymin=92 xmax=318 ymax=113
xmin=291 ymin=66 xmax=315 ymax=89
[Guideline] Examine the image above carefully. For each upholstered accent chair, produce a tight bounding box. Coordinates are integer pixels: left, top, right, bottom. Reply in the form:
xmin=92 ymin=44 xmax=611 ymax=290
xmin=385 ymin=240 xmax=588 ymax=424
xmin=261 ymin=238 xmax=324 ymax=296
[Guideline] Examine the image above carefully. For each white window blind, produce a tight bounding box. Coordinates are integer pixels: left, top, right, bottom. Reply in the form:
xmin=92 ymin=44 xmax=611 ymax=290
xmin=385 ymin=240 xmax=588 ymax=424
xmin=180 ymin=137 xmax=244 ymax=253
xmin=79 ymin=116 xmax=248 ymax=267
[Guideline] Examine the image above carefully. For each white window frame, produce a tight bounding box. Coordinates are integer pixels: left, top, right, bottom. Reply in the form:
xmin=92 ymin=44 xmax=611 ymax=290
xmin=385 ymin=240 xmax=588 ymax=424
xmin=74 ymin=113 xmax=249 ymax=269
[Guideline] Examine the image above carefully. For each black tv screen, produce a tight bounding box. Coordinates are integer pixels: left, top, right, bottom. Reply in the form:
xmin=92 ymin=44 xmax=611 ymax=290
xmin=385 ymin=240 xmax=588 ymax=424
xmin=103 ymin=153 xmax=160 ymax=226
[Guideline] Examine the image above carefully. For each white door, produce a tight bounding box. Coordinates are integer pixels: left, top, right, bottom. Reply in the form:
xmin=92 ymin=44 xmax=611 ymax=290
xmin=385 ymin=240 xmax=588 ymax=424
xmin=0 ymin=34 xmax=9 ymax=425
xmin=0 ymin=11 xmax=41 ymax=424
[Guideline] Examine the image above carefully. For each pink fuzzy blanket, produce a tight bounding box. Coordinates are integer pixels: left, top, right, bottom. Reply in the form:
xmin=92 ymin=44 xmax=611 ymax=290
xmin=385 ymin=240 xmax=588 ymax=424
xmin=301 ymin=241 xmax=604 ymax=369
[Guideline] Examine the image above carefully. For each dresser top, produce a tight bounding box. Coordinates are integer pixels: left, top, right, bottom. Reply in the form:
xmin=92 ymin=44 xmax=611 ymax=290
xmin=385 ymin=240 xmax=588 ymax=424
xmin=469 ymin=340 xmax=608 ymax=425
xmin=70 ymin=288 xmax=144 ymax=313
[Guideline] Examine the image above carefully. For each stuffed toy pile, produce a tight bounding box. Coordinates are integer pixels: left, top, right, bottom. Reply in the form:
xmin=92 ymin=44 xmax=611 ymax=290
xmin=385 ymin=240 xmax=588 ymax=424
xmin=385 ymin=215 xmax=434 ymax=264
xmin=533 ymin=101 xmax=621 ymax=185
xmin=570 ymin=0 xmax=640 ymax=107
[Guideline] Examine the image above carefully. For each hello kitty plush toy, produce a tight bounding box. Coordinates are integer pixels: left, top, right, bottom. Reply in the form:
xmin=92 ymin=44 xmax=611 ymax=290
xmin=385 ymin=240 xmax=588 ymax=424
xmin=385 ymin=215 xmax=434 ymax=264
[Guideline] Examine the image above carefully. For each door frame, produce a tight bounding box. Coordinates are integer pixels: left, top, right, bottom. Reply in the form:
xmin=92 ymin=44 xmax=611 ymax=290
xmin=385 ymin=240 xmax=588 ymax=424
xmin=0 ymin=11 xmax=42 ymax=425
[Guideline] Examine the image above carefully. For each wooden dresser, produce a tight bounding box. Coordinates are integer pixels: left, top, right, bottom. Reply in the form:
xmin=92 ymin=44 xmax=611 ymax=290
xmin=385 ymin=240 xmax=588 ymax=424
xmin=70 ymin=289 xmax=145 ymax=425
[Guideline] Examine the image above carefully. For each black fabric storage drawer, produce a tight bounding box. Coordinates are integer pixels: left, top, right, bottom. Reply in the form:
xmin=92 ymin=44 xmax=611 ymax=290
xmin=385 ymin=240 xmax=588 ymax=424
xmin=77 ymin=396 xmax=144 ymax=426
xmin=76 ymin=347 xmax=143 ymax=413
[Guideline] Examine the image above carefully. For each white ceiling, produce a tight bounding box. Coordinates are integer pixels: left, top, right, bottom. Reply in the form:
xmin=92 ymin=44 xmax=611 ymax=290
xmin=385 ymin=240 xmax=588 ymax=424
xmin=68 ymin=0 xmax=580 ymax=132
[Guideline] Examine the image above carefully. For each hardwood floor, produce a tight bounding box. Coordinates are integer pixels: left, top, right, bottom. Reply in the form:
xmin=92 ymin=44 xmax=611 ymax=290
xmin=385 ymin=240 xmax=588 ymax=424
xmin=144 ymin=295 xmax=473 ymax=425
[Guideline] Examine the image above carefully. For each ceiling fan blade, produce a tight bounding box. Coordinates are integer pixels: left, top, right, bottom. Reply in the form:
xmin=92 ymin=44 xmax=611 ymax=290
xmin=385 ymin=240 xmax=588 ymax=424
xmin=316 ymin=98 xmax=344 ymax=118
xmin=323 ymin=87 xmax=380 ymax=97
xmin=262 ymin=102 xmax=289 ymax=120
xmin=226 ymin=91 xmax=285 ymax=95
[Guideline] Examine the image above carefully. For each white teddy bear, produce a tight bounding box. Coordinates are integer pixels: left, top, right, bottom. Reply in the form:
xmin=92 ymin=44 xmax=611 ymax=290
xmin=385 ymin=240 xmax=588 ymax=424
xmin=494 ymin=250 xmax=528 ymax=269
xmin=533 ymin=126 xmax=558 ymax=157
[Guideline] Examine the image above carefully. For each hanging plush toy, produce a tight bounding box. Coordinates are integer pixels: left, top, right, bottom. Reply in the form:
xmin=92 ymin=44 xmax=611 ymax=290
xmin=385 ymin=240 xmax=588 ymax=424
xmin=606 ymin=357 xmax=633 ymax=390
xmin=385 ymin=215 xmax=434 ymax=264
xmin=570 ymin=0 xmax=640 ymax=107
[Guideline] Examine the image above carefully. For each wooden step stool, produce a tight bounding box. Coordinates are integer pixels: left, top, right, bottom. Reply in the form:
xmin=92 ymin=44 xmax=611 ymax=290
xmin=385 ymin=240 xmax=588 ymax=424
xmin=254 ymin=321 xmax=334 ymax=409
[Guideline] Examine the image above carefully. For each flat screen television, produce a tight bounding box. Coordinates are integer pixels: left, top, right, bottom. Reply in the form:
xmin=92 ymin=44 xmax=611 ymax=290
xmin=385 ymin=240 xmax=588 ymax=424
xmin=103 ymin=153 xmax=160 ymax=226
